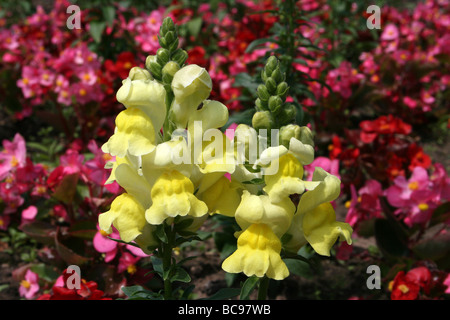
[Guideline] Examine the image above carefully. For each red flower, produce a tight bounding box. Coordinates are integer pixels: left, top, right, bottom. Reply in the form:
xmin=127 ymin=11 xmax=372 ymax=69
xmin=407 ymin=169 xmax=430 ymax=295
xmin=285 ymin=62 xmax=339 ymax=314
xmin=37 ymin=269 xmax=111 ymax=300
xmin=359 ymin=115 xmax=412 ymax=143
xmin=390 ymin=267 xmax=431 ymax=300
xmin=104 ymin=52 xmax=136 ymax=80
xmin=187 ymin=46 xmax=208 ymax=68
xmin=407 ymin=143 xmax=431 ymax=171
xmin=115 ymin=52 xmax=136 ymax=79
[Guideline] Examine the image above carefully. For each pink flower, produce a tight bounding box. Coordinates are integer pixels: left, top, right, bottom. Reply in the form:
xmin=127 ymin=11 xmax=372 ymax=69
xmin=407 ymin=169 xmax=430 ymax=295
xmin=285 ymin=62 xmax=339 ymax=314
xmin=345 ymin=180 xmax=383 ymax=231
xmin=381 ymin=24 xmax=399 ymax=41
xmin=0 ymin=215 xmax=10 ymax=230
xmin=83 ymin=140 xmax=120 ymax=194
xmin=444 ymin=273 xmax=450 ymax=294
xmin=0 ymin=133 xmax=27 ymax=180
xmin=386 ymin=167 xmax=430 ymax=207
xmin=305 ymin=156 xmax=340 ymax=181
xmin=19 ymin=269 xmax=40 ymax=299
xmin=93 ymin=225 xmax=148 ymax=263
xmin=386 ymin=166 xmax=443 ymax=227
xmin=21 ymin=205 xmax=38 ymax=225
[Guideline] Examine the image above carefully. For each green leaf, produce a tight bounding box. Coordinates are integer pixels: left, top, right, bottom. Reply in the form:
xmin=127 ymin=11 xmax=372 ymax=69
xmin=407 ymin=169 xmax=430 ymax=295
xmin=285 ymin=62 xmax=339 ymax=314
xmin=30 ymin=263 xmax=60 ymax=282
xmin=412 ymin=233 xmax=450 ymax=269
xmin=239 ymin=276 xmax=260 ymax=300
xmin=430 ymin=202 xmax=450 ymax=226
xmin=374 ymin=219 xmax=409 ymax=258
xmin=121 ymin=285 xmax=162 ymax=300
xmin=89 ymin=21 xmax=106 ymax=43
xmin=154 ymin=224 xmax=168 ymax=243
xmin=201 ymin=287 xmax=241 ymax=300
xmin=242 ymin=178 xmax=264 ymax=185
xmin=102 ymin=6 xmax=116 ymax=26
xmin=283 ymin=258 xmax=314 ymax=279
xmin=170 ymin=266 xmax=191 ymax=283
xmin=186 ymin=17 xmax=203 ymax=37
xmin=150 ymin=255 xmax=164 ymax=278
xmin=20 ymin=221 xmax=56 ymax=245
xmin=245 ymin=37 xmax=277 ymax=53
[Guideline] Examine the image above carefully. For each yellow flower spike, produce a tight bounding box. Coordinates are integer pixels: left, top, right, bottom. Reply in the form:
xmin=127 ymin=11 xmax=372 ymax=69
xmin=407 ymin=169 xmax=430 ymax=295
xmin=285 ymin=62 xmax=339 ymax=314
xmin=235 ymin=190 xmax=295 ymax=238
xmin=222 ymin=223 xmax=289 ymax=280
xmin=102 ymin=107 xmax=157 ymax=158
xmin=199 ymin=175 xmax=242 ymax=217
xmin=171 ymin=64 xmax=213 ymax=129
xmin=99 ymin=193 xmax=152 ymax=244
xmin=263 ymin=153 xmax=305 ymax=203
xmin=298 ymin=167 xmax=341 ymax=215
xmin=302 ymin=202 xmax=353 ymax=256
xmin=145 ymin=170 xmax=208 ymax=225
xmin=116 ymin=68 xmax=167 ymax=135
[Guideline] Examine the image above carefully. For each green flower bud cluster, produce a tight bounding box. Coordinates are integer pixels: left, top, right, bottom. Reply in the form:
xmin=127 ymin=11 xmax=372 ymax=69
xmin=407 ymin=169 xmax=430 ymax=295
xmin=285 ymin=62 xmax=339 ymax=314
xmin=252 ymin=56 xmax=296 ymax=131
xmin=145 ymin=17 xmax=188 ymax=89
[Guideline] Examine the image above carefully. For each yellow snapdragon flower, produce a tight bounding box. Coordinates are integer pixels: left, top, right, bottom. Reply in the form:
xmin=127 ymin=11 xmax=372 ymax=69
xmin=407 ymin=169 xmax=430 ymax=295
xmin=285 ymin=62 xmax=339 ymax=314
xmin=99 ymin=193 xmax=158 ymax=254
xmin=222 ymin=223 xmax=289 ymax=280
xmin=171 ymin=64 xmax=213 ymax=129
xmin=263 ymin=153 xmax=305 ymax=203
xmin=235 ymin=190 xmax=295 ymax=238
xmin=302 ymin=202 xmax=353 ymax=256
xmin=116 ymin=67 xmax=167 ymax=135
xmin=101 ymin=107 xmax=157 ymax=158
xmin=145 ymin=170 xmax=208 ymax=225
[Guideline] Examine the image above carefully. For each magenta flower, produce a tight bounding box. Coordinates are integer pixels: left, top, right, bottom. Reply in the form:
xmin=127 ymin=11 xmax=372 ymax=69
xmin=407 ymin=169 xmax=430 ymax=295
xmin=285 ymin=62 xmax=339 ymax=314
xmin=381 ymin=24 xmax=400 ymax=41
xmin=93 ymin=225 xmax=148 ymax=263
xmin=386 ymin=166 xmax=445 ymax=227
xmin=0 ymin=133 xmax=27 ymax=180
xmin=386 ymin=166 xmax=430 ymax=208
xmin=19 ymin=269 xmax=40 ymax=299
xmin=21 ymin=205 xmax=38 ymax=225
xmin=345 ymin=180 xmax=383 ymax=231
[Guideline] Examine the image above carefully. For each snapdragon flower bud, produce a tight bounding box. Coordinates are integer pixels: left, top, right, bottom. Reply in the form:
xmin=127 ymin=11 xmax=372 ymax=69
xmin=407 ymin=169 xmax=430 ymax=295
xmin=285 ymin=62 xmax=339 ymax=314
xmin=279 ymin=124 xmax=301 ymax=148
xmin=128 ymin=67 xmax=152 ymax=81
xmin=252 ymin=111 xmax=273 ymax=130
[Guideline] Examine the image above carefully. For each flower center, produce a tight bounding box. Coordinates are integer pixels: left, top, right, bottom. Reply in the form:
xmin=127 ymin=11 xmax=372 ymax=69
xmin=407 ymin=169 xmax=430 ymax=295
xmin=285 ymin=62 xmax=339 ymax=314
xmin=100 ymin=230 xmax=110 ymax=237
xmin=418 ymin=203 xmax=429 ymax=211
xmin=127 ymin=264 xmax=137 ymax=274
xmin=408 ymin=181 xmax=419 ymax=190
xmin=20 ymin=280 xmax=31 ymax=289
xmin=10 ymin=156 xmax=19 ymax=167
xmin=398 ymin=284 xmax=409 ymax=294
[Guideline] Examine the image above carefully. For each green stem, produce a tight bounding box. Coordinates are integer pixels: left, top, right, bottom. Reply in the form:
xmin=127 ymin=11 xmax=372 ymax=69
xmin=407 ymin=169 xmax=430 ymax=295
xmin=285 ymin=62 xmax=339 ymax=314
xmin=161 ymin=223 xmax=175 ymax=300
xmin=257 ymin=276 xmax=270 ymax=300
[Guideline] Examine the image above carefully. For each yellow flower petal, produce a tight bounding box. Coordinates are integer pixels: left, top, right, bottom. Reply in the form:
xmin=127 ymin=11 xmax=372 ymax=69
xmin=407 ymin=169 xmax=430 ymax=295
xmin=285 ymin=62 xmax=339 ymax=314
xmin=116 ymin=76 xmax=166 ymax=135
xmin=302 ymin=202 xmax=353 ymax=256
xmin=297 ymin=167 xmax=341 ymax=215
xmin=222 ymin=224 xmax=289 ymax=280
xmin=145 ymin=170 xmax=208 ymax=225
xmin=102 ymin=107 xmax=156 ymax=157
xmin=200 ymin=175 xmax=242 ymax=217
xmin=235 ymin=191 xmax=295 ymax=237
xmin=171 ymin=64 xmax=212 ymax=128
xmin=264 ymin=153 xmax=305 ymax=203
xmin=99 ymin=193 xmax=147 ymax=243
